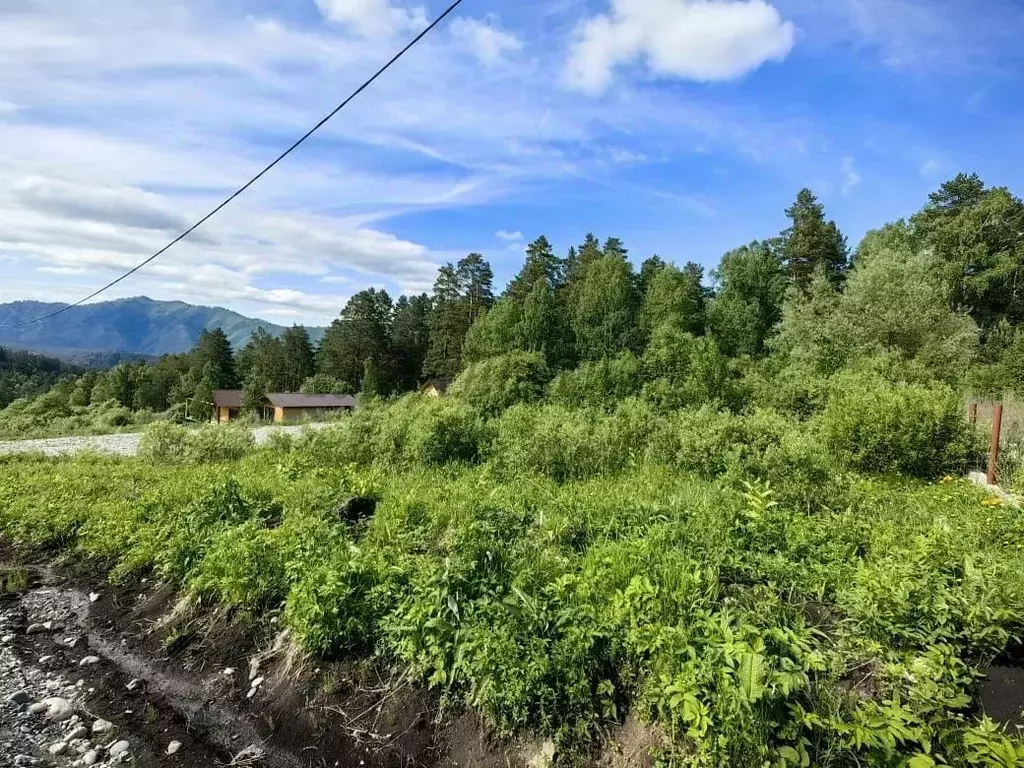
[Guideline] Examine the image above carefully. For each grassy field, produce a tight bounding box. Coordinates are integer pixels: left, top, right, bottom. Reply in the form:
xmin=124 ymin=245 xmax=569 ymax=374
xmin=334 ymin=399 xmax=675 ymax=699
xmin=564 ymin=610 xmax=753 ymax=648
xmin=1 ymin=393 xmax=1022 ymax=767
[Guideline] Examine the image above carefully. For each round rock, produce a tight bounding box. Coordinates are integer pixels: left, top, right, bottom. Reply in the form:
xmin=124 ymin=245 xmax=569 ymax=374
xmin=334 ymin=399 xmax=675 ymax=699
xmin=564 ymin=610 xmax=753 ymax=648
xmin=43 ymin=696 xmax=74 ymax=722
xmin=109 ymin=740 xmax=130 ymax=757
xmin=167 ymin=740 xmax=182 ymax=755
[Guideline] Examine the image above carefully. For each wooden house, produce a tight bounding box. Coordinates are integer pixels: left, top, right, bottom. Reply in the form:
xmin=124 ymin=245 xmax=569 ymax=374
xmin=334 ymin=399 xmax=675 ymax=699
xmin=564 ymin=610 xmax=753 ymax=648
xmin=420 ymin=378 xmax=449 ymax=398
xmin=212 ymin=390 xmax=357 ymax=423
xmin=263 ymin=393 xmax=357 ymax=424
xmin=212 ymin=390 xmax=243 ymax=423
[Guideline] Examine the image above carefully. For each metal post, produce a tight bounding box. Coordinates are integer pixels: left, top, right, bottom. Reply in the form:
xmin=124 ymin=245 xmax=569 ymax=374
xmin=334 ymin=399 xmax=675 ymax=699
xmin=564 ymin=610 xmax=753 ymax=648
xmin=987 ymin=404 xmax=1004 ymax=486
xmin=969 ymin=403 xmax=978 ymax=425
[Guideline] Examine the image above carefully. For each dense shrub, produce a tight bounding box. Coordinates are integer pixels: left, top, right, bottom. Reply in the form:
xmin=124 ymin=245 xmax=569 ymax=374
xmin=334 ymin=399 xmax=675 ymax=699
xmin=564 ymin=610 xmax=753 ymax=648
xmin=449 ymin=351 xmax=550 ymax=415
xmin=547 ymin=352 xmax=643 ymax=410
xmin=492 ymin=399 xmax=657 ymax=482
xmin=819 ymin=372 xmax=979 ymax=477
xmin=138 ymin=422 xmax=254 ymax=464
xmin=404 ymin=398 xmax=493 ymax=466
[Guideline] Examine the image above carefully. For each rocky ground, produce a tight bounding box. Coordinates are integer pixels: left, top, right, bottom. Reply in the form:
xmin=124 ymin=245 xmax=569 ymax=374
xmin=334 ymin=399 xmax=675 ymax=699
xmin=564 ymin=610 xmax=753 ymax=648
xmin=0 ymin=559 xmax=558 ymax=768
xmin=0 ymin=425 xmax=322 ymax=458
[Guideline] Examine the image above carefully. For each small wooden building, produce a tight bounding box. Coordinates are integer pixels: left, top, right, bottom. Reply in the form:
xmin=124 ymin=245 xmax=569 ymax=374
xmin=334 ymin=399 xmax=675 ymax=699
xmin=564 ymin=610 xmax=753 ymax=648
xmin=263 ymin=393 xmax=358 ymax=424
xmin=420 ymin=378 xmax=449 ymax=398
xmin=213 ymin=390 xmax=243 ymax=423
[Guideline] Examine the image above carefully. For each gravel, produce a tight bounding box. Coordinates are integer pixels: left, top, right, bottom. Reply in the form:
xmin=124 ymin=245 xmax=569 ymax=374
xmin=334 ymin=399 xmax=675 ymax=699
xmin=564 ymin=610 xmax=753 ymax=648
xmin=0 ymin=424 xmax=326 ymax=458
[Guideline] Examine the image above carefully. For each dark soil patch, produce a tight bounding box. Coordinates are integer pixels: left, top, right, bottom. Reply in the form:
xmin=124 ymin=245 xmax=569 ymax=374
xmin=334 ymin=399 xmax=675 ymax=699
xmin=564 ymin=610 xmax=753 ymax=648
xmin=979 ymin=667 xmax=1024 ymax=730
xmin=3 ymin=554 xmax=526 ymax=767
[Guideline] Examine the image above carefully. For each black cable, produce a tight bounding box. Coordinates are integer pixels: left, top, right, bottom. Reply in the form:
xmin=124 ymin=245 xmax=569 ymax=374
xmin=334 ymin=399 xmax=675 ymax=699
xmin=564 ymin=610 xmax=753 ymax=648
xmin=1 ymin=0 xmax=467 ymax=328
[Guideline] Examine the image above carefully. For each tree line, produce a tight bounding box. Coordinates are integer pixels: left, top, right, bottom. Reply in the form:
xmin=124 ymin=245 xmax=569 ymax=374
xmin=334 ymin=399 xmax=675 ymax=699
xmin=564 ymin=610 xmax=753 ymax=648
xmin=7 ymin=173 xmax=1024 ymax=423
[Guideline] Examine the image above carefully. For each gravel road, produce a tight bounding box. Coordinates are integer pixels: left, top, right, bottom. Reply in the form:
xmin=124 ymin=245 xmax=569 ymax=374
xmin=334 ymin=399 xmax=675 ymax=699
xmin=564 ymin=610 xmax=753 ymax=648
xmin=0 ymin=425 xmax=319 ymax=458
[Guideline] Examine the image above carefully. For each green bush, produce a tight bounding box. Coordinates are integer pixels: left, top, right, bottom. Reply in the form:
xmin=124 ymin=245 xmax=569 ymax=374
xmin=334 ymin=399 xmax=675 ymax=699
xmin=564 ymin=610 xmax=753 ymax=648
xmin=138 ymin=422 xmax=255 ymax=464
xmin=405 ymin=399 xmax=493 ymax=466
xmin=492 ymin=399 xmax=657 ymax=482
xmin=547 ymin=351 xmax=643 ymax=410
xmin=449 ymin=351 xmax=550 ymax=416
xmin=819 ymin=372 xmax=979 ymax=477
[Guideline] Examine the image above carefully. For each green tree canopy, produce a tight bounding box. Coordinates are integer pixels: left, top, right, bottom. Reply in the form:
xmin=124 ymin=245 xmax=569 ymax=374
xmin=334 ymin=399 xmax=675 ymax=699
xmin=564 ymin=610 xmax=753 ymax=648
xmin=709 ymin=241 xmax=787 ymax=357
xmin=782 ymin=188 xmax=849 ymax=290
xmin=319 ymin=288 xmax=393 ymax=393
xmin=571 ymin=255 xmax=638 ymax=360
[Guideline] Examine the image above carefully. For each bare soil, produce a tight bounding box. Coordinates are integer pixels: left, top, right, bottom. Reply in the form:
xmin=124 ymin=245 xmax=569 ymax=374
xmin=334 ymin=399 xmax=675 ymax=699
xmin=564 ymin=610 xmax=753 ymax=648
xmin=0 ymin=551 xmax=525 ymax=767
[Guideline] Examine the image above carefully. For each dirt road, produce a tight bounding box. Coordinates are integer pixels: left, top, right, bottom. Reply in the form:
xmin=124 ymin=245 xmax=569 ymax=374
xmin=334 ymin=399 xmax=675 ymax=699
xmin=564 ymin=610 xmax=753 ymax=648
xmin=0 ymin=425 xmax=318 ymax=458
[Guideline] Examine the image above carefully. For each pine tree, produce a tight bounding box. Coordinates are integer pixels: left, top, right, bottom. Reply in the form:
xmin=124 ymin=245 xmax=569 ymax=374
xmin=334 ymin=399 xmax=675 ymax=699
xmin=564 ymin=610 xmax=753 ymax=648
xmin=280 ymin=326 xmax=316 ymax=391
xmin=191 ymin=328 xmax=237 ymax=389
xmin=457 ymin=253 xmax=495 ymax=326
xmin=603 ymin=237 xmax=629 ymax=260
xmin=236 ymin=328 xmax=285 ymax=392
xmin=782 ymin=189 xmax=849 ymax=291
xmin=565 ymin=233 xmax=603 ymax=289
xmin=318 ymin=289 xmax=393 ymax=392
xmin=424 ymin=264 xmax=467 ymax=379
xmin=425 ymin=255 xmax=495 ymax=379
xmin=391 ymin=294 xmax=432 ymax=391
xmin=505 ymin=235 xmax=563 ymax=303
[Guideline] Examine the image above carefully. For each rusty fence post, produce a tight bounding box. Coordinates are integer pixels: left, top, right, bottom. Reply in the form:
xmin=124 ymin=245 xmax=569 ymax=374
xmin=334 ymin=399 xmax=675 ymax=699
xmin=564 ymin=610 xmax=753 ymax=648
xmin=969 ymin=403 xmax=978 ymax=425
xmin=987 ymin=403 xmax=1004 ymax=486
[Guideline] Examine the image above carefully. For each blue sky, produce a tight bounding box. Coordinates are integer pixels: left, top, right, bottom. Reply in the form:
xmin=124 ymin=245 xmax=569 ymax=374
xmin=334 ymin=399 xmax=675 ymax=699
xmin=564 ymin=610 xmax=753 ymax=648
xmin=0 ymin=0 xmax=1022 ymax=324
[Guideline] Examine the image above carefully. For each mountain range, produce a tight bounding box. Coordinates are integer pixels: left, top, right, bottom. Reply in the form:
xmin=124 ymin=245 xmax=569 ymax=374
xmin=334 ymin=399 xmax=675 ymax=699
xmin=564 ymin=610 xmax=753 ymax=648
xmin=0 ymin=297 xmax=325 ymax=359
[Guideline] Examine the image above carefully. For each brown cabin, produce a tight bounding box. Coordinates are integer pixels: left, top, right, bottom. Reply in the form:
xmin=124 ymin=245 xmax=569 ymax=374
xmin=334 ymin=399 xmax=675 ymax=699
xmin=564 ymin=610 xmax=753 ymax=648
xmin=263 ymin=393 xmax=357 ymax=424
xmin=212 ymin=390 xmax=357 ymax=424
xmin=420 ymin=378 xmax=449 ymax=398
xmin=213 ymin=390 xmax=243 ymax=423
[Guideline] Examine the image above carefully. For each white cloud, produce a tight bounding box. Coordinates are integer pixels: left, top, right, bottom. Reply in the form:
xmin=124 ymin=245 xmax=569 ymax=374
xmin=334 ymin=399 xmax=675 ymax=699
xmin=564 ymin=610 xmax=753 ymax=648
xmin=496 ymin=229 xmax=523 ymax=242
xmin=314 ymin=0 xmax=425 ymax=37
xmin=840 ymin=156 xmax=861 ymax=194
xmin=450 ymin=17 xmax=523 ymax=66
xmin=920 ymin=157 xmax=951 ymax=179
xmin=565 ymin=0 xmax=797 ymax=94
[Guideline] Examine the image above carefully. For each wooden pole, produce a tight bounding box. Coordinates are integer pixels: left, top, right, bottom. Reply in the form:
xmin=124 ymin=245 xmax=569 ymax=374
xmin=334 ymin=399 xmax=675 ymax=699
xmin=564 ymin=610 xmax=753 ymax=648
xmin=987 ymin=403 xmax=1004 ymax=486
xmin=969 ymin=403 xmax=978 ymax=425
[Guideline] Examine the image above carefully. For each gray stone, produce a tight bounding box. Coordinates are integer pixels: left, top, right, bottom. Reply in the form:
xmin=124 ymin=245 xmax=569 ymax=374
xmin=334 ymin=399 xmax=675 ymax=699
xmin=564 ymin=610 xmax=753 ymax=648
xmin=82 ymin=749 xmax=99 ymax=766
xmin=167 ymin=740 xmax=182 ymax=755
xmin=79 ymin=655 xmax=100 ymax=667
xmin=5 ymin=690 xmax=31 ymax=705
xmin=43 ymin=696 xmax=74 ymax=721
xmin=108 ymin=740 xmax=130 ymax=757
xmin=48 ymin=742 xmax=67 ymax=755
xmin=26 ymin=623 xmax=46 ymax=634
xmin=67 ymin=725 xmax=88 ymax=740
xmin=28 ymin=702 xmax=47 ymax=714
xmin=91 ymin=718 xmax=113 ymax=734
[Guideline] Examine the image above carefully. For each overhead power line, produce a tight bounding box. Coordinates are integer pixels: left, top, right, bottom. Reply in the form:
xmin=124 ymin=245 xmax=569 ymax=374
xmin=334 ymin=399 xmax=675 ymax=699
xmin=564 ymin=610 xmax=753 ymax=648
xmin=1 ymin=0 xmax=467 ymax=329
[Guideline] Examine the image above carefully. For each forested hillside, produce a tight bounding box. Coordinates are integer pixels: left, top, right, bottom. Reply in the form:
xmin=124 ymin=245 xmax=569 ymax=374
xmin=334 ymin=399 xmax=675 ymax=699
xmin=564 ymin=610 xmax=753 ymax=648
xmin=0 ymin=296 xmax=312 ymax=356
xmin=0 ymin=346 xmax=80 ymax=410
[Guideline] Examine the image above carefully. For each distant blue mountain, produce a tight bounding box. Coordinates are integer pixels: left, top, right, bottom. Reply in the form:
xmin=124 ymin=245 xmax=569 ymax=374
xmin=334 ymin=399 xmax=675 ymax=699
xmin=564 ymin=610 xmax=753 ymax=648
xmin=0 ymin=297 xmax=325 ymax=357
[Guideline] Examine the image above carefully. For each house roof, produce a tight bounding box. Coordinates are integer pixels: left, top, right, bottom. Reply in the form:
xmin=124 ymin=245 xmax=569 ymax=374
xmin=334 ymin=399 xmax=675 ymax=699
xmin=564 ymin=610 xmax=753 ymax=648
xmin=212 ymin=389 xmax=243 ymax=408
xmin=264 ymin=393 xmax=357 ymax=409
xmin=421 ymin=377 xmax=449 ymax=393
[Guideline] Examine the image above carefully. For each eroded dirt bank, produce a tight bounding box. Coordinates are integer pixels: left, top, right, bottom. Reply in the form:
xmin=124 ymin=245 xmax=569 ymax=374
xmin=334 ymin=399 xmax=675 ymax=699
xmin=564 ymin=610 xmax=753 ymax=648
xmin=0 ymin=557 xmax=530 ymax=768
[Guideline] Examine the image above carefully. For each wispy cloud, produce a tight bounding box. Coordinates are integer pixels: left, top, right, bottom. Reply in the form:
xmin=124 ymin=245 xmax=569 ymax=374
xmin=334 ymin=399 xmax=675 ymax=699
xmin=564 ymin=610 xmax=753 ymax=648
xmin=841 ymin=156 xmax=861 ymax=194
xmin=495 ymin=229 xmax=523 ymax=242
